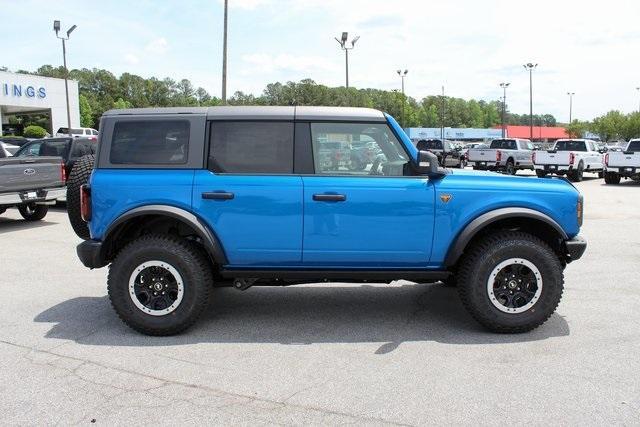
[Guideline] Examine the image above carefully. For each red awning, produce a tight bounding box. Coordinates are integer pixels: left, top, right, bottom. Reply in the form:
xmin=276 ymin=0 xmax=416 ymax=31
xmin=494 ymin=125 xmax=569 ymax=139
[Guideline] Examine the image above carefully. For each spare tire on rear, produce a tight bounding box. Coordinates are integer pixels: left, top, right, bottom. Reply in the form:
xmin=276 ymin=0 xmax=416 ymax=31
xmin=67 ymin=154 xmax=95 ymax=240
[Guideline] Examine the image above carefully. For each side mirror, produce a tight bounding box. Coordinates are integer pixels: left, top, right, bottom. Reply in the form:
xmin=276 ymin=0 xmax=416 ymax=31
xmin=415 ymin=150 xmax=445 ymax=177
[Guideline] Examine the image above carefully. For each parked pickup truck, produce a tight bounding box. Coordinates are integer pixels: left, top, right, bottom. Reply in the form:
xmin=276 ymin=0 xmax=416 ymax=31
xmin=467 ymin=138 xmax=535 ymax=174
xmin=604 ymin=139 xmax=640 ymax=184
xmin=0 ymin=149 xmax=66 ymax=221
xmin=70 ymin=106 xmax=586 ymax=336
xmin=534 ymin=139 xmax=604 ymax=182
xmin=416 ymin=139 xmax=465 ymax=168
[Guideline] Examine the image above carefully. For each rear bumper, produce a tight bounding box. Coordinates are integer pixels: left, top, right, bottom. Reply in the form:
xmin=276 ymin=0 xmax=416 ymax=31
xmin=605 ymin=166 xmax=638 ymax=174
xmin=0 ymin=187 xmax=66 ymax=206
xmin=564 ymin=235 xmax=587 ymax=262
xmin=534 ymin=164 xmax=572 ymax=172
xmin=77 ymin=239 xmax=108 ymax=269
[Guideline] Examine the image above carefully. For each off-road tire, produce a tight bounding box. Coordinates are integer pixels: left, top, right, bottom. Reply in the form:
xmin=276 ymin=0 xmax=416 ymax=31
xmin=18 ymin=203 xmax=48 ymax=221
xmin=107 ymin=234 xmax=213 ymax=336
xmin=66 ymin=154 xmax=95 ymax=239
xmin=569 ymin=162 xmax=584 ymax=182
xmin=535 ymin=170 xmax=548 ymax=178
xmin=604 ymin=172 xmax=621 ymax=185
xmin=457 ymin=231 xmax=564 ymax=333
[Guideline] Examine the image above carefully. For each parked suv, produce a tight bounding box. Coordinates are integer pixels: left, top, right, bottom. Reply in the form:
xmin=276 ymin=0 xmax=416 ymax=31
xmin=70 ymin=107 xmax=586 ymax=336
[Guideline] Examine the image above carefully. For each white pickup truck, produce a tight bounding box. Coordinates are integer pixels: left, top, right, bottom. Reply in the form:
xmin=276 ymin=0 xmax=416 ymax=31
xmin=533 ymin=139 xmax=604 ymax=182
xmin=467 ymin=138 xmax=535 ymax=174
xmin=604 ymin=139 xmax=640 ymax=184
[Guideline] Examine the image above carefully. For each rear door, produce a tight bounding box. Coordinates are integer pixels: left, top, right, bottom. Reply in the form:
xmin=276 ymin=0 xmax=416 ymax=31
xmin=301 ymin=121 xmax=435 ymax=267
xmin=193 ymin=121 xmax=303 ymax=267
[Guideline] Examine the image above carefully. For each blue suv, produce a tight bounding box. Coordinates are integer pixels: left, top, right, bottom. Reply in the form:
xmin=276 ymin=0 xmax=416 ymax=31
xmin=70 ymin=106 xmax=586 ymax=336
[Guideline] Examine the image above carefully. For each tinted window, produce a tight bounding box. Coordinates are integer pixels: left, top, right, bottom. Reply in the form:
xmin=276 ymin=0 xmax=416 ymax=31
xmin=490 ymin=139 xmax=517 ymax=149
xmin=311 ymin=122 xmax=409 ymax=176
xmin=417 ymin=140 xmax=443 ymax=150
xmin=110 ymin=121 xmax=189 ymax=165
xmin=40 ymin=139 xmax=70 ymax=157
xmin=627 ymin=141 xmax=640 ymax=152
xmin=555 ymin=140 xmax=587 ymax=152
xmin=208 ymin=122 xmax=293 ymax=174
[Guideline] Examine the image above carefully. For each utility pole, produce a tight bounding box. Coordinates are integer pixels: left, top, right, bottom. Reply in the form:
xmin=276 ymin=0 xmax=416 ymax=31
xmin=567 ymin=92 xmax=575 ymax=123
xmin=335 ymin=32 xmax=359 ymax=88
xmin=500 ymin=82 xmax=510 ymax=138
xmin=53 ymin=20 xmax=77 ymax=137
xmin=636 ymin=87 xmax=640 ymax=112
xmin=221 ymin=0 xmax=228 ymax=104
xmin=523 ymin=63 xmax=537 ymax=140
xmin=397 ymin=69 xmax=408 ymax=128
xmin=440 ymin=86 xmax=445 ymax=142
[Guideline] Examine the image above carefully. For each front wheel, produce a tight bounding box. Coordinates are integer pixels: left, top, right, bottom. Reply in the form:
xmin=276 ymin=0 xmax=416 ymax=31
xmin=107 ymin=234 xmax=213 ymax=336
xmin=18 ymin=204 xmax=48 ymax=221
xmin=457 ymin=231 xmax=564 ymax=333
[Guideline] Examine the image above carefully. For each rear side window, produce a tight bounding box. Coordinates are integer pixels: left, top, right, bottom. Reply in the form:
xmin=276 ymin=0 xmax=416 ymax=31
xmin=208 ymin=122 xmax=294 ymax=174
xmin=110 ymin=120 xmax=190 ymax=165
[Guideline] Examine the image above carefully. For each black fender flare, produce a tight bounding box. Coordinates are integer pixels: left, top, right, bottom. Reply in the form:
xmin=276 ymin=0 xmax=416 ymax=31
xmin=103 ymin=204 xmax=227 ymax=265
xmin=444 ymin=207 xmax=568 ymax=267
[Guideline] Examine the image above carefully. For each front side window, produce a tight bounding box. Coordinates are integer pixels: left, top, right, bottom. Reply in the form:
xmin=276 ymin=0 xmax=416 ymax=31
xmin=110 ymin=120 xmax=189 ymax=165
xmin=209 ymin=121 xmax=294 ymax=174
xmin=311 ymin=123 xmax=409 ymax=176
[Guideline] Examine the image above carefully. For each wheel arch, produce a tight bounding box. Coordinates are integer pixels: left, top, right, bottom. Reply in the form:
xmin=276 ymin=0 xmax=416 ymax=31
xmin=102 ymin=205 xmax=227 ymax=265
xmin=444 ymin=207 xmax=568 ymax=267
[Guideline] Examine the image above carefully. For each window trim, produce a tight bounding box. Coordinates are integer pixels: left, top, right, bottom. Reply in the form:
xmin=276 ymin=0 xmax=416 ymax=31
xmin=206 ymin=119 xmax=296 ymax=175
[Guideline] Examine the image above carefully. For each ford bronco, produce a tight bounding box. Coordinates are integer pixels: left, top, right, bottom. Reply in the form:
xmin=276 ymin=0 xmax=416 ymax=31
xmin=70 ymin=106 xmax=586 ymax=336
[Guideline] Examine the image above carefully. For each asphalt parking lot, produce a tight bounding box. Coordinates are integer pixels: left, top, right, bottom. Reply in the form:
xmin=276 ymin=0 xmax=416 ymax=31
xmin=1 ymin=171 xmax=639 ymax=425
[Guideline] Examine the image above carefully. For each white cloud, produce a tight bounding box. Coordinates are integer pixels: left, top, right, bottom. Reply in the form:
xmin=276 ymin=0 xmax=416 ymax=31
xmin=124 ymin=53 xmax=140 ymax=65
xmin=145 ymin=37 xmax=168 ymax=54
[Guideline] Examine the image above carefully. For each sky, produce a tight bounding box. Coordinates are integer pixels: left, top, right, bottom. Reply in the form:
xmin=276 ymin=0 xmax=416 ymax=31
xmin=2 ymin=0 xmax=639 ymax=121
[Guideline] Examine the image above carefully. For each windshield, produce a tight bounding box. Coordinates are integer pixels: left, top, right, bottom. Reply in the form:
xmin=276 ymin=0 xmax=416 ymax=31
xmin=555 ymin=140 xmax=587 ymax=152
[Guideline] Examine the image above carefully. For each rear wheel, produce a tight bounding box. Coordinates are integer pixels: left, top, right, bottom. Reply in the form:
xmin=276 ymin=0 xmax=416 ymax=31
xmin=604 ymin=171 xmax=621 ymax=184
xmin=66 ymin=154 xmax=95 ymax=240
xmin=505 ymin=159 xmax=516 ymax=175
xmin=535 ymin=170 xmax=548 ymax=178
xmin=18 ymin=203 xmax=48 ymax=221
xmin=457 ymin=231 xmax=564 ymax=333
xmin=569 ymin=162 xmax=584 ymax=182
xmin=107 ymin=234 xmax=213 ymax=336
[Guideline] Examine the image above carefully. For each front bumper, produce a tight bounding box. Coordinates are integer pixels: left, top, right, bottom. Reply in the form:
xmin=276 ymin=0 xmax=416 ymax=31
xmin=77 ymin=239 xmax=108 ymax=269
xmin=564 ymin=235 xmax=587 ymax=262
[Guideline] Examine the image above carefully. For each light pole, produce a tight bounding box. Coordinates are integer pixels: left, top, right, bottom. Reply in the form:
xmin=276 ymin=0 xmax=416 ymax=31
xmin=636 ymin=87 xmax=640 ymax=112
xmin=335 ymin=32 xmax=359 ymax=88
xmin=221 ymin=0 xmax=228 ymax=104
xmin=523 ymin=63 xmax=537 ymax=140
xmin=500 ymin=82 xmax=510 ymax=138
xmin=567 ymin=92 xmax=575 ymax=123
xmin=397 ymin=69 xmax=408 ymax=128
xmin=53 ymin=20 xmax=76 ymax=137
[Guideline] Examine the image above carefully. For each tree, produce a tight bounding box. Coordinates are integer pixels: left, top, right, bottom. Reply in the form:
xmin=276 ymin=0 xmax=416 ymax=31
xmin=566 ymin=120 xmax=589 ymax=138
xmin=79 ymin=94 xmax=93 ymax=127
xmin=113 ymin=98 xmax=133 ymax=109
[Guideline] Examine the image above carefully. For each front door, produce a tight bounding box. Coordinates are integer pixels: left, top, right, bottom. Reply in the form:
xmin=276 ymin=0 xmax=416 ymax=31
xmin=193 ymin=121 xmax=303 ymax=267
xmin=301 ymin=122 xmax=435 ymax=268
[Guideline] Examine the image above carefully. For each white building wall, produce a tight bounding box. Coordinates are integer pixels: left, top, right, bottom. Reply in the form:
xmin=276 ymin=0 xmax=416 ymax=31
xmin=0 ymin=71 xmax=80 ymax=135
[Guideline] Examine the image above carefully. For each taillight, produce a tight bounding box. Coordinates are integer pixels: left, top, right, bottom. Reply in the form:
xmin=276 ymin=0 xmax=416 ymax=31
xmin=604 ymin=153 xmax=609 ymax=166
xmin=569 ymin=152 xmax=575 ymax=165
xmin=61 ymin=161 xmax=66 ymax=183
xmin=80 ymin=185 xmax=91 ymax=222
xmin=496 ymin=150 xmax=502 ymax=162
xmin=532 ymin=151 xmax=536 ymax=164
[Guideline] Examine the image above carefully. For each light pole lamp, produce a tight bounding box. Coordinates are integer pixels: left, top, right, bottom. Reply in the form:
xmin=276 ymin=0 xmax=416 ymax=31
xmin=523 ymin=63 xmax=537 ymax=140
xmin=397 ymin=69 xmax=408 ymax=128
xmin=335 ymin=32 xmax=359 ymax=88
xmin=499 ymin=82 xmax=510 ymax=138
xmin=53 ymin=20 xmax=77 ymax=137
xmin=567 ymin=92 xmax=575 ymax=123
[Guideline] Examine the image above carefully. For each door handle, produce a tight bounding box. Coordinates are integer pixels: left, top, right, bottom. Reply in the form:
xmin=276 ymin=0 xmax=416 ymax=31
xmin=202 ymin=191 xmax=234 ymax=200
xmin=312 ymin=193 xmax=346 ymax=202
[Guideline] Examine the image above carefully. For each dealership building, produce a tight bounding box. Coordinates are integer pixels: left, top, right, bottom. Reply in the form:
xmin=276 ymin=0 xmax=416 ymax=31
xmin=406 ymin=125 xmax=569 ymax=143
xmin=0 ymin=70 xmax=80 ymax=136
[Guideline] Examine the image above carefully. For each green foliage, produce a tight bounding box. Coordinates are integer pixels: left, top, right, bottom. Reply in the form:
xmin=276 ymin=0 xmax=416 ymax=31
xmin=79 ymin=94 xmax=93 ymax=127
xmin=23 ymin=125 xmax=47 ymax=138
xmin=10 ymin=65 xmax=562 ymax=130
xmin=565 ymin=120 xmax=589 ymax=138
